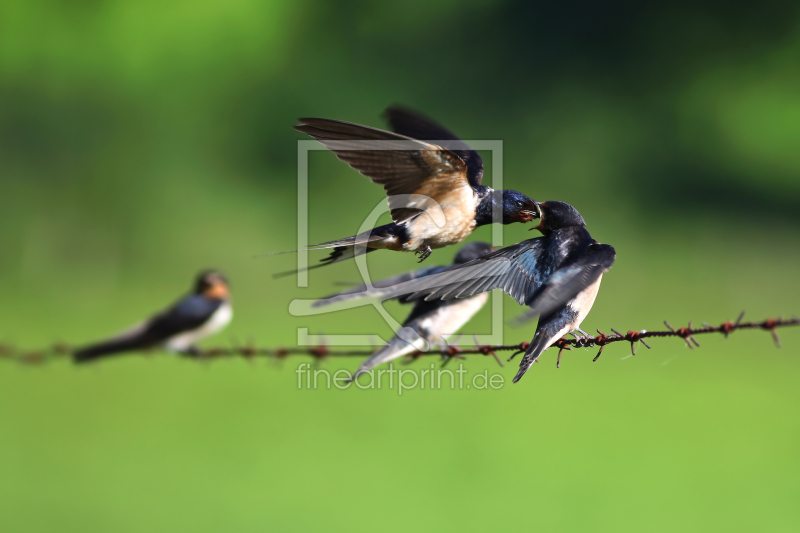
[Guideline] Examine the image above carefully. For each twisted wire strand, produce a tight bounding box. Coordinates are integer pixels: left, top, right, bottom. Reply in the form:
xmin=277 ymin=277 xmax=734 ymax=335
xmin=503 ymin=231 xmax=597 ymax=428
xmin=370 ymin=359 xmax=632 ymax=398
xmin=1 ymin=313 xmax=797 ymax=367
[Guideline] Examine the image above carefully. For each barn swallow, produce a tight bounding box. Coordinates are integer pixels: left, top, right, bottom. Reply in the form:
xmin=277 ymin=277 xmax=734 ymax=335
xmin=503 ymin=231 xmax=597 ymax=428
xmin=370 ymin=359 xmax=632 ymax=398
xmin=274 ymin=107 xmax=538 ymax=277
xmin=365 ymin=201 xmax=616 ymax=383
xmin=314 ymin=242 xmax=494 ymax=380
xmin=73 ymin=271 xmax=232 ymax=363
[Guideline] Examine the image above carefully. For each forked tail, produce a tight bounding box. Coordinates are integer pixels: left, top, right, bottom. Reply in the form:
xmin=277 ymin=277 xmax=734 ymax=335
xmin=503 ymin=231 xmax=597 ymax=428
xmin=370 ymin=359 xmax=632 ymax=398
xmin=271 ymin=224 xmax=397 ymax=278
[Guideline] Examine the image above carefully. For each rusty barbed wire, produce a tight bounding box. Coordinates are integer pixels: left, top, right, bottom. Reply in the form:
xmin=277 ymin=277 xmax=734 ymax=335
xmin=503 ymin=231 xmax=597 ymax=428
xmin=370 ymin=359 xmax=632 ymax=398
xmin=1 ymin=313 xmax=798 ymax=367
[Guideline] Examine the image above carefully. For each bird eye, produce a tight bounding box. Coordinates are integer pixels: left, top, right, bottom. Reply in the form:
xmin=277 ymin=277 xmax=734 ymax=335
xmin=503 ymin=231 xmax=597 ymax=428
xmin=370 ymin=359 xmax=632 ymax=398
xmin=516 ymin=201 xmax=524 ymax=209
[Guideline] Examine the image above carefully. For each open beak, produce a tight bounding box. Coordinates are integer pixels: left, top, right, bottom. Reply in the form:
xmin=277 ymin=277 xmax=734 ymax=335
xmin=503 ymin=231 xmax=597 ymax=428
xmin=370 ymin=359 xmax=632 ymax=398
xmin=528 ymin=202 xmax=543 ymax=230
xmin=519 ymin=203 xmax=540 ymax=224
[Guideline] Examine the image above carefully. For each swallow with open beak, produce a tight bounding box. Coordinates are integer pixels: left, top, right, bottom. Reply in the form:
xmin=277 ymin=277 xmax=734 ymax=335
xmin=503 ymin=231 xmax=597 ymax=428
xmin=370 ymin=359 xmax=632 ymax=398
xmin=365 ymin=201 xmax=616 ymax=383
xmin=314 ymin=242 xmax=494 ymax=381
xmin=273 ymin=107 xmax=538 ymax=277
xmin=73 ymin=271 xmax=232 ymax=363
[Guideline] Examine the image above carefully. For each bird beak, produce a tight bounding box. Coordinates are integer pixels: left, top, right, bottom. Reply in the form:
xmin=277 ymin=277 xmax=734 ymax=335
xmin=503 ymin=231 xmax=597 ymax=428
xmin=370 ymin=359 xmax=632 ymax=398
xmin=519 ymin=203 xmax=540 ymax=224
xmin=205 ymin=281 xmax=230 ymax=300
xmin=528 ymin=202 xmax=543 ymax=230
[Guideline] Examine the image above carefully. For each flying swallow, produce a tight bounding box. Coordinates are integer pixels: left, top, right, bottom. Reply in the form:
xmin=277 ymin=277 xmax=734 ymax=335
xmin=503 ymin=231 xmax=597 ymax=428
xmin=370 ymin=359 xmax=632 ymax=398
xmin=73 ymin=271 xmax=232 ymax=363
xmin=274 ymin=107 xmax=538 ymax=277
xmin=366 ymin=201 xmax=616 ymax=383
xmin=314 ymin=242 xmax=494 ymax=380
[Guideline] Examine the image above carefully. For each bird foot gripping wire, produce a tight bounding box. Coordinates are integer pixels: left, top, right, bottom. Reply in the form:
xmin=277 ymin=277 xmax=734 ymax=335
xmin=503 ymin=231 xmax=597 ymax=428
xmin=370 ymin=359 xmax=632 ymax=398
xmin=569 ymin=332 xmax=594 ymax=348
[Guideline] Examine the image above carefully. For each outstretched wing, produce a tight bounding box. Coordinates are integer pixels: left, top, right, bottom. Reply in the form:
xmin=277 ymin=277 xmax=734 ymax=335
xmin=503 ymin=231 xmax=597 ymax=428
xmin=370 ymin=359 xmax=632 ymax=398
xmin=375 ymin=238 xmax=550 ymax=306
xmin=312 ymin=265 xmax=445 ymax=307
xmin=384 ymin=106 xmax=483 ymax=189
xmin=295 ymin=118 xmax=474 ymax=225
xmin=521 ymin=243 xmax=616 ymax=320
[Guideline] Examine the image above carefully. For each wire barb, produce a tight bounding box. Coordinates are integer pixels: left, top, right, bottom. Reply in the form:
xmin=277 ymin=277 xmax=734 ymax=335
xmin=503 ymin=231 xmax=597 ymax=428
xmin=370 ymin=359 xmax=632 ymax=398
xmin=475 ymin=335 xmax=504 ymax=368
xmin=553 ymin=338 xmax=573 ymax=368
xmin=761 ymin=318 xmax=781 ymax=348
xmin=1 ymin=316 xmax=797 ymax=366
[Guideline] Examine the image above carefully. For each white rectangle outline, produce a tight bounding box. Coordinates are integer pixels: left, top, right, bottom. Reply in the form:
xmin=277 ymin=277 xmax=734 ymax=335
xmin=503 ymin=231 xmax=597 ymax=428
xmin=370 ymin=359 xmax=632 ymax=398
xmin=296 ymin=139 xmax=505 ymax=347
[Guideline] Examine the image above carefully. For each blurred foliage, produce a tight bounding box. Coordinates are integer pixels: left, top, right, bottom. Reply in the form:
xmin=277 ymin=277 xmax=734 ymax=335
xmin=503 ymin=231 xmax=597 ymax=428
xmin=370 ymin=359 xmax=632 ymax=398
xmin=1 ymin=1 xmax=800 ymax=531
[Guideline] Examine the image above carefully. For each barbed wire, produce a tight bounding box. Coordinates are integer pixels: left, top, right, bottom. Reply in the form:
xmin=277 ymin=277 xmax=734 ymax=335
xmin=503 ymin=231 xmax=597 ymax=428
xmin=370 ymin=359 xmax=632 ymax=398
xmin=1 ymin=313 xmax=797 ymax=367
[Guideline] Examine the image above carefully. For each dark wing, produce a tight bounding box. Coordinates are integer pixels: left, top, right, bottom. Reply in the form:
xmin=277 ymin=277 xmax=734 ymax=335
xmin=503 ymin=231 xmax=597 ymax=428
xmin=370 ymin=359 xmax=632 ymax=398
xmin=295 ymin=118 xmax=473 ymax=225
xmin=384 ymin=106 xmax=483 ymax=188
xmin=145 ymin=295 xmax=223 ymax=339
xmin=312 ymin=265 xmax=446 ymax=307
xmin=521 ymin=243 xmax=616 ymax=320
xmin=376 ymin=238 xmax=549 ymax=306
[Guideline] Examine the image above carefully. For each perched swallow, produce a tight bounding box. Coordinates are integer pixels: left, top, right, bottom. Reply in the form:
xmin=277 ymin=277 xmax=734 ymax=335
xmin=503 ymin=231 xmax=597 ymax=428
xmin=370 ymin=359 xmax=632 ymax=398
xmin=314 ymin=242 xmax=494 ymax=380
xmin=73 ymin=271 xmax=232 ymax=363
xmin=366 ymin=201 xmax=616 ymax=383
xmin=274 ymin=107 xmax=538 ymax=277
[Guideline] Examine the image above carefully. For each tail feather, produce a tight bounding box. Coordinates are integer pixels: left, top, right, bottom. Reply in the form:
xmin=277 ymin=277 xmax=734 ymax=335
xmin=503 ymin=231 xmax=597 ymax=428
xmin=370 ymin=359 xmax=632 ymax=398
xmin=73 ymin=337 xmax=150 ymax=363
xmin=347 ymin=330 xmax=427 ymax=382
xmin=271 ymin=225 xmax=396 ymax=278
xmin=272 ymin=245 xmax=378 ymax=279
xmin=265 ymin=233 xmax=386 ymax=256
xmin=512 ymin=327 xmax=565 ymax=383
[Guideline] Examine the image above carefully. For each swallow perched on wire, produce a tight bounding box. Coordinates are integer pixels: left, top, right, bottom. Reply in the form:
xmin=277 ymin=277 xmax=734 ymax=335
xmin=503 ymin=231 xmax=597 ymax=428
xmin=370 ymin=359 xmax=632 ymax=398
xmin=367 ymin=201 xmax=616 ymax=383
xmin=274 ymin=107 xmax=538 ymax=277
xmin=73 ymin=271 xmax=232 ymax=363
xmin=314 ymin=242 xmax=494 ymax=380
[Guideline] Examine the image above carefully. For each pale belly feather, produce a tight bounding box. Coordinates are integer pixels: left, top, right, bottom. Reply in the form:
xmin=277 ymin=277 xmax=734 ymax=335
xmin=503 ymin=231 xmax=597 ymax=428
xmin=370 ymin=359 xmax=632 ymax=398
xmin=569 ymin=275 xmax=602 ymax=330
xmin=419 ymin=293 xmax=489 ymax=344
xmin=533 ymin=275 xmax=603 ymax=355
xmin=401 ymin=185 xmax=480 ymax=251
xmin=165 ymin=302 xmax=233 ymax=352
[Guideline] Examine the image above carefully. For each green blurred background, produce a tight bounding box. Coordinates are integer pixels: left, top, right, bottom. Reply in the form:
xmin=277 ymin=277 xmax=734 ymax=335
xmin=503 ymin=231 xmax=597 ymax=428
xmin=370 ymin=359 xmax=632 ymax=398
xmin=2 ymin=0 xmax=800 ymax=531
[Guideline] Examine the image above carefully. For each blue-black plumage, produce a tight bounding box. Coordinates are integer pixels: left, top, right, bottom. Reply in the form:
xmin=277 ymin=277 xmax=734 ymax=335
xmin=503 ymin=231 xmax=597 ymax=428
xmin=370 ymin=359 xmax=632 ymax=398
xmin=72 ymin=271 xmax=233 ymax=363
xmin=363 ymin=201 xmax=616 ymax=383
